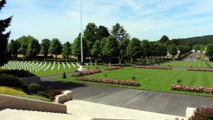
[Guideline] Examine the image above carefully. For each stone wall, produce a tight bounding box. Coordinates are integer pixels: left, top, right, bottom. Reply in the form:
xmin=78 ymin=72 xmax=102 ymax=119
xmin=0 ymin=94 xmax=67 ymax=113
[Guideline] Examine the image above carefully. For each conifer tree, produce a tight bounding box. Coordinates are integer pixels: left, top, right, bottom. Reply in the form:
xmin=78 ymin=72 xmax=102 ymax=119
xmin=0 ymin=0 xmax=12 ymax=66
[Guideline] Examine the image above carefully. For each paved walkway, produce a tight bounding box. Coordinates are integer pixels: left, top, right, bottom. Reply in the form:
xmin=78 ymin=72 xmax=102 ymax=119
xmin=39 ymin=77 xmax=213 ymax=116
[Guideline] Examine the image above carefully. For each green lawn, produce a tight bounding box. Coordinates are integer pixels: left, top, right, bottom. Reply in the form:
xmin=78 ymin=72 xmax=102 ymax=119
xmin=0 ymin=86 xmax=50 ymax=101
xmin=59 ymin=67 xmax=213 ymax=96
xmin=160 ymin=61 xmax=210 ymax=68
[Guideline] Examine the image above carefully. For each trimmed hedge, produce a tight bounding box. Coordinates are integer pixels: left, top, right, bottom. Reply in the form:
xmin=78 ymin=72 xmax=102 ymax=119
xmin=0 ymin=74 xmax=28 ymax=92
xmin=0 ymin=70 xmax=35 ymax=77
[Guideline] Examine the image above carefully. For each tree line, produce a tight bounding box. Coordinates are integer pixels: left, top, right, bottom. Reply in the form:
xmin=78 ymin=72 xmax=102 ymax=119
xmin=7 ymin=22 xmax=194 ymax=65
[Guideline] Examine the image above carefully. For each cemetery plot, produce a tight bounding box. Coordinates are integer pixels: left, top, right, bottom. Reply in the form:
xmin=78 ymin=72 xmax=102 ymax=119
xmin=0 ymin=61 xmax=80 ymax=76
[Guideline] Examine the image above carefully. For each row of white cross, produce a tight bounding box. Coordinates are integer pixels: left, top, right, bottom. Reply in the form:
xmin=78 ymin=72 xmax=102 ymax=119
xmin=1 ymin=61 xmax=88 ymax=73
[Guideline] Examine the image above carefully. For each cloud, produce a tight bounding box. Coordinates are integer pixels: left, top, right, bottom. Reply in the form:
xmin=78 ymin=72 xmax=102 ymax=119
xmin=1 ymin=0 xmax=213 ymax=43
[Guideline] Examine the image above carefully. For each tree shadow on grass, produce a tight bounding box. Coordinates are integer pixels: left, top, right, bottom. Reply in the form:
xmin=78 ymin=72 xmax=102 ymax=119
xmin=38 ymin=80 xmax=87 ymax=90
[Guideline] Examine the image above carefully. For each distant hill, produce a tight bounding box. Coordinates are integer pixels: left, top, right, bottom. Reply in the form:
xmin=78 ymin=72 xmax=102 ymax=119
xmin=171 ymin=35 xmax=213 ymax=46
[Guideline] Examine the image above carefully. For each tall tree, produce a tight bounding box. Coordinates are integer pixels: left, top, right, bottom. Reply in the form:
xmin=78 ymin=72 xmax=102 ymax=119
xmin=48 ymin=38 xmax=62 ymax=62
xmin=127 ymin=38 xmax=141 ymax=63
xmin=118 ymin=38 xmax=130 ymax=64
xmin=91 ymin=40 xmax=101 ymax=65
xmin=206 ymin=44 xmax=213 ymax=61
xmin=26 ymin=38 xmax=40 ymax=59
xmin=159 ymin=35 xmax=169 ymax=43
xmin=8 ymin=40 xmax=20 ymax=60
xmin=141 ymin=40 xmax=151 ymax=63
xmin=62 ymin=41 xmax=71 ymax=62
xmin=17 ymin=35 xmax=33 ymax=61
xmin=0 ymin=0 xmax=12 ymax=66
xmin=72 ymin=34 xmax=81 ymax=62
xmin=102 ymin=36 xmax=119 ymax=66
xmin=40 ymin=39 xmax=50 ymax=61
xmin=167 ymin=44 xmax=177 ymax=60
xmin=84 ymin=22 xmax=98 ymax=63
xmin=96 ymin=25 xmax=110 ymax=40
xmin=111 ymin=23 xmax=129 ymax=40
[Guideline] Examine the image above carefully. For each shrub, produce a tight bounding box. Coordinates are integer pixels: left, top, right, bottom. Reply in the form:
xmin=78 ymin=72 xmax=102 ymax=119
xmin=104 ymin=73 xmax=108 ymax=78
xmin=177 ymin=79 xmax=182 ymax=84
xmin=28 ymin=83 xmax=44 ymax=94
xmin=62 ymin=72 xmax=66 ymax=79
xmin=34 ymin=87 xmax=62 ymax=101
xmin=72 ymin=69 xmax=101 ymax=77
xmin=0 ymin=70 xmax=35 ymax=77
xmin=171 ymin=84 xmax=213 ymax=94
xmin=132 ymin=76 xmax=136 ymax=81
xmin=78 ymin=77 xmax=141 ymax=87
xmin=133 ymin=65 xmax=172 ymax=70
xmin=189 ymin=108 xmax=213 ymax=120
xmin=0 ymin=74 xmax=28 ymax=92
xmin=105 ymin=66 xmax=122 ymax=70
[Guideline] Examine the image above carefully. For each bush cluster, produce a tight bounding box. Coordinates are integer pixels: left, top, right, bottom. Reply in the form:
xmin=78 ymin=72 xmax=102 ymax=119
xmin=78 ymin=77 xmax=141 ymax=87
xmin=105 ymin=66 xmax=122 ymax=70
xmin=72 ymin=69 xmax=101 ymax=77
xmin=172 ymin=84 xmax=213 ymax=94
xmin=187 ymin=67 xmax=213 ymax=72
xmin=28 ymin=83 xmax=62 ymax=101
xmin=189 ymin=108 xmax=213 ymax=120
xmin=133 ymin=65 xmax=172 ymax=70
xmin=0 ymin=74 xmax=28 ymax=92
xmin=0 ymin=69 xmax=35 ymax=77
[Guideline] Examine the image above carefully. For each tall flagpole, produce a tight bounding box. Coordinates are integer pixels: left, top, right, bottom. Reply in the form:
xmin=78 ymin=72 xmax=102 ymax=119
xmin=80 ymin=0 xmax=83 ymax=64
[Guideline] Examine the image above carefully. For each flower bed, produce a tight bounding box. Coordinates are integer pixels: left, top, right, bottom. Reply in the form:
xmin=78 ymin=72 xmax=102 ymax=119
xmin=171 ymin=84 xmax=213 ymax=94
xmin=133 ymin=65 xmax=172 ymax=70
xmin=105 ymin=66 xmax=122 ymax=70
xmin=187 ymin=67 xmax=213 ymax=72
xmin=72 ymin=69 xmax=101 ymax=77
xmin=78 ymin=77 xmax=141 ymax=87
xmin=189 ymin=108 xmax=213 ymax=119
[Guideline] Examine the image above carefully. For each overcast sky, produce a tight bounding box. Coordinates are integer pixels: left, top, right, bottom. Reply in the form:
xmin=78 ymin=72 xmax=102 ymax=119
xmin=1 ymin=0 xmax=213 ymax=43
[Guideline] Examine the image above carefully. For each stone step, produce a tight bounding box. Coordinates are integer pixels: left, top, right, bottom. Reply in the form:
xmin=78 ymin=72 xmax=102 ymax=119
xmin=0 ymin=108 xmax=77 ymax=120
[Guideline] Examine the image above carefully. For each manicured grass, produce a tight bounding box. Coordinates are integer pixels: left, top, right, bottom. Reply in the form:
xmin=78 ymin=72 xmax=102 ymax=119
xmin=0 ymin=86 xmax=50 ymax=101
xmin=0 ymin=86 xmax=27 ymax=95
xmin=59 ymin=67 xmax=213 ymax=96
xmin=160 ymin=61 xmax=210 ymax=68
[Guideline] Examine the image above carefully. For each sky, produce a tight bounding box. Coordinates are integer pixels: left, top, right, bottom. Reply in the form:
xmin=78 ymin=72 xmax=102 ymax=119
xmin=1 ymin=0 xmax=213 ymax=43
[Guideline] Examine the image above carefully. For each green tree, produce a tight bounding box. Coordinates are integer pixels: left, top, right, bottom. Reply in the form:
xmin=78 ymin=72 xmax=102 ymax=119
xmin=159 ymin=35 xmax=169 ymax=43
xmin=84 ymin=22 xmax=98 ymax=64
xmin=96 ymin=25 xmax=110 ymax=40
xmin=178 ymin=45 xmax=191 ymax=59
xmin=102 ymin=36 xmax=119 ymax=66
xmin=141 ymin=40 xmax=151 ymax=63
xmin=91 ymin=40 xmax=101 ymax=65
xmin=40 ymin=39 xmax=50 ymax=61
xmin=193 ymin=44 xmax=200 ymax=51
xmin=17 ymin=35 xmax=34 ymax=61
xmin=62 ymin=41 xmax=71 ymax=62
xmin=0 ymin=0 xmax=12 ymax=66
xmin=127 ymin=38 xmax=141 ymax=63
xmin=118 ymin=38 xmax=130 ymax=64
xmin=206 ymin=44 xmax=213 ymax=61
xmin=167 ymin=44 xmax=177 ymax=60
xmin=26 ymin=38 xmax=40 ymax=59
xmin=111 ymin=23 xmax=129 ymax=40
xmin=8 ymin=40 xmax=20 ymax=60
xmin=48 ymin=38 xmax=62 ymax=62
xmin=72 ymin=34 xmax=81 ymax=62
